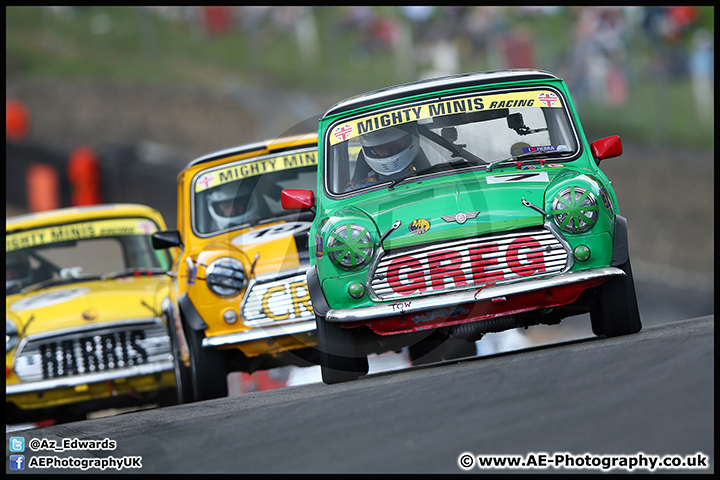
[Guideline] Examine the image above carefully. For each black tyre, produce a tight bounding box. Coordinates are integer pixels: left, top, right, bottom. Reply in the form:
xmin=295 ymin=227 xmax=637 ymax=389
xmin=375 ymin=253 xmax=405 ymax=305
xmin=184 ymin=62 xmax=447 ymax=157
xmin=591 ymin=258 xmax=642 ymax=337
xmin=182 ymin=315 xmax=229 ymax=401
xmin=167 ymin=310 xmax=194 ymax=404
xmin=316 ymin=315 xmax=368 ymax=384
xmin=408 ymin=332 xmax=477 ymax=366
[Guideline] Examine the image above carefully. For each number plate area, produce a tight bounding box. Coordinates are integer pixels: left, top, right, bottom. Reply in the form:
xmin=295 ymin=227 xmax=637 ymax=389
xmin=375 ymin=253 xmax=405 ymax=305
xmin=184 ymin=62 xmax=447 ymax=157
xmin=370 ymin=227 xmax=569 ymax=301
xmin=14 ymin=321 xmax=172 ymax=382
xmin=241 ymin=273 xmax=315 ymax=327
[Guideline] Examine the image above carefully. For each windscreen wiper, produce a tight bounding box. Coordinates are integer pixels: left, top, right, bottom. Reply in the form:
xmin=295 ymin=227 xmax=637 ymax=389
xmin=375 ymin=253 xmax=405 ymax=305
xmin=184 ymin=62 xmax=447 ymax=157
xmin=484 ymin=149 xmax=573 ymax=172
xmin=21 ymin=275 xmax=102 ymax=293
xmin=388 ymin=159 xmax=480 ymax=190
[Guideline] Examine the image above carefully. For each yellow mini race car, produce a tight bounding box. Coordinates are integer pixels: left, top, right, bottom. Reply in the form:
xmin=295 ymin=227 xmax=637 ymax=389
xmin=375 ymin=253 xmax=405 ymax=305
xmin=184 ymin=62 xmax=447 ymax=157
xmin=151 ymin=133 xmax=319 ymax=403
xmin=6 ymin=204 xmax=177 ymax=424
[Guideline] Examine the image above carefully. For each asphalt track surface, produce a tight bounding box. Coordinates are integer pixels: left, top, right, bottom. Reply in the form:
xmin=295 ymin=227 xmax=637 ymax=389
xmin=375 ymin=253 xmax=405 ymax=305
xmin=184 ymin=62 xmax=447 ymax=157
xmin=5 ymin=313 xmax=713 ymax=474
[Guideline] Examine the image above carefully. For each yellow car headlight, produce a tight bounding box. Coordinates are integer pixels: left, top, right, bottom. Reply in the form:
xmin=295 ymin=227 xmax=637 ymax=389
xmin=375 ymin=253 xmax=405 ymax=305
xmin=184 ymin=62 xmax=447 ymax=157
xmin=6 ymin=318 xmax=19 ymax=351
xmin=206 ymin=257 xmax=246 ymax=297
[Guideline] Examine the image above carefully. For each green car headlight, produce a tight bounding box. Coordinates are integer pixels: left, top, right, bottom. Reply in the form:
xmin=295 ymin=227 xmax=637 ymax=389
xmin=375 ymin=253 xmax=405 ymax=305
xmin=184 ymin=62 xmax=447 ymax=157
xmin=551 ymin=186 xmax=599 ymax=234
xmin=6 ymin=318 xmax=19 ymax=351
xmin=206 ymin=257 xmax=246 ymax=297
xmin=326 ymin=223 xmax=374 ymax=269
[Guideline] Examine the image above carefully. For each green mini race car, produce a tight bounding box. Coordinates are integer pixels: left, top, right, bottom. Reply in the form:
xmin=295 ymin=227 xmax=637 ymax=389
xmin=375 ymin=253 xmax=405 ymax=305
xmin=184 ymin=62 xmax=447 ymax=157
xmin=282 ymin=69 xmax=641 ymax=384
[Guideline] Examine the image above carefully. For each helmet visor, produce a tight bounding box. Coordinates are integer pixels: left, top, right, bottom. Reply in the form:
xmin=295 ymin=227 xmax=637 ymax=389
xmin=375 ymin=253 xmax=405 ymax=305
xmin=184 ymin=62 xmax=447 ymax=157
xmin=211 ymin=194 xmax=249 ymax=218
xmin=365 ymin=134 xmax=413 ymax=159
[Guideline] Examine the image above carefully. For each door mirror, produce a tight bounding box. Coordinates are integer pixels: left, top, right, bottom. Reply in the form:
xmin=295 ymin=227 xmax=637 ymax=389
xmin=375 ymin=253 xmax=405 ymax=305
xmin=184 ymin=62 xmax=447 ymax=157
xmin=281 ymin=189 xmax=315 ymax=211
xmin=152 ymin=230 xmax=182 ymax=250
xmin=591 ymin=135 xmax=623 ymax=163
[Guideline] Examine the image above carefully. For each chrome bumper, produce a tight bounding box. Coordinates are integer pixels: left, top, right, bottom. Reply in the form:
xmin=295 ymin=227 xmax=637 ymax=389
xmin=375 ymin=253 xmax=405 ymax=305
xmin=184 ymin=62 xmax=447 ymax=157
xmin=6 ymin=361 xmax=174 ymax=396
xmin=326 ymin=267 xmax=624 ymax=323
xmin=201 ymin=320 xmax=317 ymax=348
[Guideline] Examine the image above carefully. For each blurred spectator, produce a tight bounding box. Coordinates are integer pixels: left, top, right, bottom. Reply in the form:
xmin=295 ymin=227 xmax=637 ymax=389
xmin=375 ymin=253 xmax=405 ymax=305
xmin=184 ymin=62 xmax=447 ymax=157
xmin=418 ymin=39 xmax=460 ymax=80
xmin=336 ymin=7 xmax=404 ymax=72
xmin=498 ymin=27 xmax=535 ymax=69
xmin=337 ymin=6 xmax=375 ymax=31
xmin=663 ymin=6 xmax=698 ymax=42
xmin=689 ymin=28 xmax=714 ymax=123
xmin=464 ymin=6 xmax=507 ymax=65
xmin=201 ymin=6 xmax=233 ymax=36
xmin=400 ymin=5 xmax=437 ymax=45
xmin=563 ymin=7 xmax=630 ymax=107
xmin=293 ymin=7 xmax=319 ymax=62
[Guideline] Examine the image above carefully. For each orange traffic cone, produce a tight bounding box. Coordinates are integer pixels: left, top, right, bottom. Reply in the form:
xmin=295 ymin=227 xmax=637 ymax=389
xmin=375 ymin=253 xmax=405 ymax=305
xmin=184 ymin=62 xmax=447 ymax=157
xmin=67 ymin=145 xmax=103 ymax=206
xmin=6 ymin=98 xmax=31 ymax=142
xmin=26 ymin=163 xmax=60 ymax=212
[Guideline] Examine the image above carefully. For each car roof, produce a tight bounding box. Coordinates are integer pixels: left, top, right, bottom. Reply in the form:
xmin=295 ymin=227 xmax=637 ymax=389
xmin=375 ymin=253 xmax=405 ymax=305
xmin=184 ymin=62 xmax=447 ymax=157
xmin=323 ymin=69 xmax=560 ymax=118
xmin=6 ymin=203 xmax=166 ymax=232
xmin=185 ymin=132 xmax=318 ymax=170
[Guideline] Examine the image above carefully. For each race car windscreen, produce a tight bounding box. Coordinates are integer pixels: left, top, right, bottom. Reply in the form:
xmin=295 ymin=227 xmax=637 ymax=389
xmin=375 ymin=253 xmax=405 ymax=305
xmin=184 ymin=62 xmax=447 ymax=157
xmin=326 ymin=88 xmax=579 ymax=195
xmin=192 ymin=148 xmax=318 ymax=235
xmin=5 ymin=217 xmax=172 ymax=294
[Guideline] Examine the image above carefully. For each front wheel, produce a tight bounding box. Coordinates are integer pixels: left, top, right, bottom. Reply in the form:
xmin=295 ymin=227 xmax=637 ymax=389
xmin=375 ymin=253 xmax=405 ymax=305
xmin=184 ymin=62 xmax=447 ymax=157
xmin=182 ymin=314 xmax=229 ymax=401
xmin=591 ymin=258 xmax=642 ymax=337
xmin=316 ymin=315 xmax=368 ymax=384
xmin=167 ymin=310 xmax=194 ymax=404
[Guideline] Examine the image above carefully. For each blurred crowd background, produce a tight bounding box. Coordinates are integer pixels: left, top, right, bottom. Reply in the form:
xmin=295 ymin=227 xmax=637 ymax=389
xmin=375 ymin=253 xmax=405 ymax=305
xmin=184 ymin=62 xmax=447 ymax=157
xmin=7 ymin=6 xmax=714 ymax=150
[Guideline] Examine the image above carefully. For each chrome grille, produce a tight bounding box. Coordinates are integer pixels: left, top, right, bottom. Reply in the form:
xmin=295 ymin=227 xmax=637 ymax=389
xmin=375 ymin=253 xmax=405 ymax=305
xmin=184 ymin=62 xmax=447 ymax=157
xmin=370 ymin=227 xmax=569 ymax=301
xmin=13 ymin=319 xmax=172 ymax=383
xmin=241 ymin=272 xmax=314 ymax=327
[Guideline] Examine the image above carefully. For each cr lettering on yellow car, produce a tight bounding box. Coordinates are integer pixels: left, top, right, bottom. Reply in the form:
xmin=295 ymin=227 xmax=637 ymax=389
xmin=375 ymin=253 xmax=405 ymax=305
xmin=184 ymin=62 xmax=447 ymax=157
xmin=151 ymin=133 xmax=319 ymax=403
xmin=6 ymin=204 xmax=177 ymax=424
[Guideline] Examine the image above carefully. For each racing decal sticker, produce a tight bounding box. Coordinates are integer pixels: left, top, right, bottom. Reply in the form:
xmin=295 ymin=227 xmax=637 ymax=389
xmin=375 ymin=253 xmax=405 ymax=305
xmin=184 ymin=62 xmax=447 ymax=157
xmin=537 ymin=91 xmax=559 ymax=107
xmin=186 ymin=257 xmax=197 ymax=286
xmin=521 ymin=144 xmax=570 ymax=154
xmin=231 ymin=222 xmax=313 ymax=246
xmin=599 ymin=187 xmax=612 ymax=210
xmin=333 ymin=124 xmax=353 ymax=142
xmin=6 ymin=218 xmax=159 ymax=252
xmin=408 ymin=219 xmax=431 ymax=235
xmin=10 ymin=288 xmax=91 ymax=311
xmin=194 ymin=151 xmax=318 ymax=192
xmin=315 ymin=234 xmax=324 ymax=259
xmin=486 ymin=172 xmax=549 ymax=184
xmin=328 ymin=90 xmax=564 ymax=145
xmin=519 ymin=164 xmax=565 ymax=170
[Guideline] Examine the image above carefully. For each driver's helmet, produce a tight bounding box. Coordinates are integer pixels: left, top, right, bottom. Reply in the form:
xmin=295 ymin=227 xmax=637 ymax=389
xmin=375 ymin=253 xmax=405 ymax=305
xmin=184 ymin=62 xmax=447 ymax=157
xmin=206 ymin=181 xmax=256 ymax=229
xmin=6 ymin=250 xmax=31 ymax=290
xmin=360 ymin=123 xmax=420 ymax=176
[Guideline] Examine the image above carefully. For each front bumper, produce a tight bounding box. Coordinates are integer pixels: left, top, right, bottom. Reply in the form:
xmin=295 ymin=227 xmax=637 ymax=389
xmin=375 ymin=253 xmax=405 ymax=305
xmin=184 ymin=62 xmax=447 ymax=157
xmin=6 ymin=361 xmax=174 ymax=396
xmin=327 ymin=267 xmax=622 ymax=334
xmin=202 ymin=320 xmax=317 ymax=348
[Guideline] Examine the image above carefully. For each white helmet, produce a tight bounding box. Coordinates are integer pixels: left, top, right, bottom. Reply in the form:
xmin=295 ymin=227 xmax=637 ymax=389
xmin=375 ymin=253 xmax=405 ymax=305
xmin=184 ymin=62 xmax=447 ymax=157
xmin=206 ymin=181 xmax=256 ymax=229
xmin=360 ymin=124 xmax=420 ymax=176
